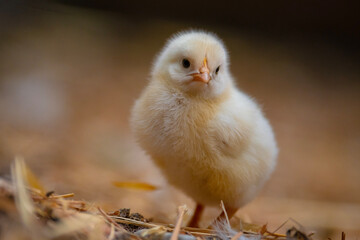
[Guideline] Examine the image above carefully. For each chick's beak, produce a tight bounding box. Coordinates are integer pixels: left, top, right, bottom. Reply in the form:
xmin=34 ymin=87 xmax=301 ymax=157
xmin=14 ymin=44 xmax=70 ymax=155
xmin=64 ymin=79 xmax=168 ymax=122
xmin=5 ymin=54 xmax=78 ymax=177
xmin=191 ymin=58 xmax=211 ymax=83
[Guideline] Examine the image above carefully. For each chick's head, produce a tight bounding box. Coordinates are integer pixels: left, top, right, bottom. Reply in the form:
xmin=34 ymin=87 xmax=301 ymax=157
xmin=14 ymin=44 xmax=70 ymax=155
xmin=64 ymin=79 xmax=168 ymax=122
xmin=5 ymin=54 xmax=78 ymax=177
xmin=152 ymin=31 xmax=231 ymax=98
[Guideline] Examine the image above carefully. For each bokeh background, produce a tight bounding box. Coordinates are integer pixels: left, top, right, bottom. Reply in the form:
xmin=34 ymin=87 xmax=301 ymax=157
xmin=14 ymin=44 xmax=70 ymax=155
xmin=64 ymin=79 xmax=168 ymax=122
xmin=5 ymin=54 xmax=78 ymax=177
xmin=0 ymin=0 xmax=359 ymax=239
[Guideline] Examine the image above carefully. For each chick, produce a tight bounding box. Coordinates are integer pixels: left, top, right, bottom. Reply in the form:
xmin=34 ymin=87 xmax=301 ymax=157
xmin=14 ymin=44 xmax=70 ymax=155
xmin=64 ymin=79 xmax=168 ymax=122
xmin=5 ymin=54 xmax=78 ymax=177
xmin=131 ymin=31 xmax=278 ymax=227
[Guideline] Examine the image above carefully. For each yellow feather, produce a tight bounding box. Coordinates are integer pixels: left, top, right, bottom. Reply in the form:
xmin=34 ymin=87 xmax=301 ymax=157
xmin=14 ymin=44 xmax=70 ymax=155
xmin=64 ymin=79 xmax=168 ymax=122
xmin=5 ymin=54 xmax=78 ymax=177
xmin=112 ymin=181 xmax=158 ymax=191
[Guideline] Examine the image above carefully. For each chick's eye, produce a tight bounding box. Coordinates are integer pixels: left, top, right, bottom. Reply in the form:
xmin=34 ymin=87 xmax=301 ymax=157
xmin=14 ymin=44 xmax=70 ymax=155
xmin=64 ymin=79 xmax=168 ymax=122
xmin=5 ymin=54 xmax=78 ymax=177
xmin=182 ymin=59 xmax=190 ymax=68
xmin=215 ymin=66 xmax=220 ymax=74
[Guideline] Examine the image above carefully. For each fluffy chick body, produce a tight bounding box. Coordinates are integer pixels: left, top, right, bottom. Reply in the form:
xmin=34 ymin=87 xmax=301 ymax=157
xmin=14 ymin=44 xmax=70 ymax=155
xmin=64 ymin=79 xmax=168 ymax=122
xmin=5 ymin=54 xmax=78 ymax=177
xmin=131 ymin=31 xmax=277 ymax=210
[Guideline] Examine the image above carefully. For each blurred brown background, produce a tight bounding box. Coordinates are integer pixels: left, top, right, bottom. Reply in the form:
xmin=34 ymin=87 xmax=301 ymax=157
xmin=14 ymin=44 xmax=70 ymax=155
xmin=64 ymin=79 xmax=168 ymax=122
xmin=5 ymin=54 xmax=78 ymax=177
xmin=0 ymin=0 xmax=359 ymax=239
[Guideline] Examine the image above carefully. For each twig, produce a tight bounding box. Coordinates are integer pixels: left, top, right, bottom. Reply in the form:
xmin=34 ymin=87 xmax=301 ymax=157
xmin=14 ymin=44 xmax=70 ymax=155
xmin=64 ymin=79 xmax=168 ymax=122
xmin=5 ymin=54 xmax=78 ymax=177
xmin=50 ymin=193 xmax=75 ymax=199
xmin=108 ymin=224 xmax=115 ymax=240
xmin=308 ymin=232 xmax=315 ymax=237
xmin=220 ymin=200 xmax=230 ymax=228
xmin=98 ymin=207 xmax=127 ymax=233
xmin=170 ymin=205 xmax=188 ymax=240
xmin=111 ymin=216 xmax=160 ymax=228
xmin=271 ymin=218 xmax=289 ymax=233
xmin=265 ymin=231 xmax=287 ymax=237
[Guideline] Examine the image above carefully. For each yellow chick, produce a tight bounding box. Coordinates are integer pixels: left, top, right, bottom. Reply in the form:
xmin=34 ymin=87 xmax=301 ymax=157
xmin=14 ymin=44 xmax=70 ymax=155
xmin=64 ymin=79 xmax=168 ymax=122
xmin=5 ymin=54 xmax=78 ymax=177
xmin=131 ymin=31 xmax=278 ymax=227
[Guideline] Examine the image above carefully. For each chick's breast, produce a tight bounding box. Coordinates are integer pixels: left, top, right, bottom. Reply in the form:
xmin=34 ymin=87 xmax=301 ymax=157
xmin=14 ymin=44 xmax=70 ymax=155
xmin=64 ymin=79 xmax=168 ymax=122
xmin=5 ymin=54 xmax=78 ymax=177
xmin=131 ymin=82 xmax=277 ymax=209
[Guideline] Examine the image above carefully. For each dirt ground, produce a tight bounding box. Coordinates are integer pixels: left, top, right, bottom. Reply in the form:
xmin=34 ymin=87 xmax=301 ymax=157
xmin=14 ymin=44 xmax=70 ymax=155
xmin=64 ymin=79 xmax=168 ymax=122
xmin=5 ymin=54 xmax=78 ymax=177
xmin=0 ymin=3 xmax=359 ymax=239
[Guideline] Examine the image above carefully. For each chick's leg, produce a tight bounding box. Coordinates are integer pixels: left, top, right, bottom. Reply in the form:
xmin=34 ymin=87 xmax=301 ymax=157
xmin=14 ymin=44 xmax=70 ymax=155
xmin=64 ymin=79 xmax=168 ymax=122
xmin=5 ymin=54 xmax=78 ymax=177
xmin=187 ymin=203 xmax=204 ymax=228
